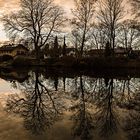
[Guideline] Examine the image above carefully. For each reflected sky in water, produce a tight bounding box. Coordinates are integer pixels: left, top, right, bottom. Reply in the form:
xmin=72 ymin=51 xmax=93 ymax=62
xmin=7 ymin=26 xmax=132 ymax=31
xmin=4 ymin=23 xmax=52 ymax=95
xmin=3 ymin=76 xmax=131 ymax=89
xmin=0 ymin=68 xmax=139 ymax=140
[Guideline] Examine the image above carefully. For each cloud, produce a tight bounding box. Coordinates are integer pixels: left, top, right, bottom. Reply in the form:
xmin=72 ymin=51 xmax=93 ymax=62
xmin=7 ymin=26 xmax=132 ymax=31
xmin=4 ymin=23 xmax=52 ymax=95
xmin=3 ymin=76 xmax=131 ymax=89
xmin=0 ymin=0 xmax=19 ymax=15
xmin=0 ymin=0 xmax=74 ymax=14
xmin=55 ymin=0 xmax=74 ymax=7
xmin=0 ymin=0 xmax=19 ymax=7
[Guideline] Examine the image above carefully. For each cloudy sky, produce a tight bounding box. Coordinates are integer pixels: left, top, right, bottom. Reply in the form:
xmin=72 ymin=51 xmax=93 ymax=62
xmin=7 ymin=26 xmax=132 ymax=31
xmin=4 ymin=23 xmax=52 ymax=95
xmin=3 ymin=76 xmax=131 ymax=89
xmin=0 ymin=0 xmax=74 ymax=42
xmin=0 ymin=0 xmax=132 ymax=42
xmin=0 ymin=0 xmax=19 ymax=41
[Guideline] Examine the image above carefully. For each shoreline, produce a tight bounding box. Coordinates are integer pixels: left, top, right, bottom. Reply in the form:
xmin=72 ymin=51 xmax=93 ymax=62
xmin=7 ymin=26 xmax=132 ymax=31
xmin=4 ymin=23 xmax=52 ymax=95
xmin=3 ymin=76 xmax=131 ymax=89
xmin=1 ymin=56 xmax=140 ymax=69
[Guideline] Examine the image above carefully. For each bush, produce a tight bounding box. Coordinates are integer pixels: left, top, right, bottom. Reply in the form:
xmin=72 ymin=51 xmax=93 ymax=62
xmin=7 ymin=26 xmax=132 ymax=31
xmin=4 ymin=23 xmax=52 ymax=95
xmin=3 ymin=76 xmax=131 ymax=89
xmin=59 ymin=56 xmax=77 ymax=67
xmin=44 ymin=57 xmax=59 ymax=66
xmin=0 ymin=56 xmax=3 ymax=62
xmin=12 ymin=56 xmax=34 ymax=66
xmin=1 ymin=55 xmax=13 ymax=62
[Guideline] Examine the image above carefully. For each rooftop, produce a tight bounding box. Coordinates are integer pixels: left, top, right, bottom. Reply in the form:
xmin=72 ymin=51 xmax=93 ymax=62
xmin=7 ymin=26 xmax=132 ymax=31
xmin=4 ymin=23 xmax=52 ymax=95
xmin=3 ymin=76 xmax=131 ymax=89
xmin=0 ymin=44 xmax=28 ymax=51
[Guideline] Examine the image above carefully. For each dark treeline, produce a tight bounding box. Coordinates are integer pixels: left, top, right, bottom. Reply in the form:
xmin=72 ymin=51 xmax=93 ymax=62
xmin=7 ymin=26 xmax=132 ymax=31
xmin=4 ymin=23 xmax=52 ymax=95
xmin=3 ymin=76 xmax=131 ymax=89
xmin=1 ymin=0 xmax=140 ymax=61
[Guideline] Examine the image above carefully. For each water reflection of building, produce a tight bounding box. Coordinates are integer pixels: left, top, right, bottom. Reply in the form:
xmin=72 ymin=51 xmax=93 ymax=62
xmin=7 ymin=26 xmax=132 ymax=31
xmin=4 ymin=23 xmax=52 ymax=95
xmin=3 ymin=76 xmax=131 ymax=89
xmin=0 ymin=68 xmax=29 ymax=83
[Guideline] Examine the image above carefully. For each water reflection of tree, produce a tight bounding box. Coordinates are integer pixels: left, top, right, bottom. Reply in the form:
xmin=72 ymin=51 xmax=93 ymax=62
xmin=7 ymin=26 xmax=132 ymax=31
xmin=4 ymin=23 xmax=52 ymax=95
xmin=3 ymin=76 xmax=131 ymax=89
xmin=103 ymin=77 xmax=140 ymax=140
xmin=95 ymin=77 xmax=140 ymax=140
xmin=70 ymin=77 xmax=120 ymax=139
xmin=70 ymin=76 xmax=94 ymax=140
xmin=5 ymin=71 xmax=64 ymax=135
xmin=123 ymin=92 xmax=140 ymax=140
xmin=116 ymin=78 xmax=140 ymax=109
xmin=5 ymin=71 xmax=140 ymax=138
xmin=94 ymin=78 xmax=119 ymax=138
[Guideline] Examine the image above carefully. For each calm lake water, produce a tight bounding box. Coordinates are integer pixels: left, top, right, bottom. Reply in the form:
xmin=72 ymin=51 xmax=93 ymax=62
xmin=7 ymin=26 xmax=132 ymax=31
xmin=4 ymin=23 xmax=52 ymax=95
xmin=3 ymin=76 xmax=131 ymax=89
xmin=0 ymin=68 xmax=139 ymax=140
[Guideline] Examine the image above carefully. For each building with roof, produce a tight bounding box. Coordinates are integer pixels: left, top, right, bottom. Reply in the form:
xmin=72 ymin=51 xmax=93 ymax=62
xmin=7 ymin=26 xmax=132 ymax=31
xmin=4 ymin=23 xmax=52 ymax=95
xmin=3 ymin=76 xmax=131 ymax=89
xmin=0 ymin=44 xmax=29 ymax=57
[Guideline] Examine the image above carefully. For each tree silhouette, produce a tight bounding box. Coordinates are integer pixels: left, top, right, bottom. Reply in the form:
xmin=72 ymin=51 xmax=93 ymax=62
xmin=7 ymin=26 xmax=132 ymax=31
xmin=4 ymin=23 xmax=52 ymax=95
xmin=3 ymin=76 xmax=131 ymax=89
xmin=53 ymin=36 xmax=59 ymax=58
xmin=2 ymin=0 xmax=66 ymax=60
xmin=97 ymin=0 xmax=124 ymax=52
xmin=90 ymin=23 xmax=108 ymax=49
xmin=105 ymin=41 xmax=112 ymax=57
xmin=71 ymin=0 xmax=96 ymax=56
xmin=131 ymin=0 xmax=140 ymax=20
xmin=118 ymin=19 xmax=140 ymax=49
xmin=62 ymin=36 xmax=67 ymax=56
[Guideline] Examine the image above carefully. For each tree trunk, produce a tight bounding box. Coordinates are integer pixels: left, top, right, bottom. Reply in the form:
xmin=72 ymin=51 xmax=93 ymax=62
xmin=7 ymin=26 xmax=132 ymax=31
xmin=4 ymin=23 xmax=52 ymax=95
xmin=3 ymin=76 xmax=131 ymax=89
xmin=35 ymin=45 xmax=41 ymax=62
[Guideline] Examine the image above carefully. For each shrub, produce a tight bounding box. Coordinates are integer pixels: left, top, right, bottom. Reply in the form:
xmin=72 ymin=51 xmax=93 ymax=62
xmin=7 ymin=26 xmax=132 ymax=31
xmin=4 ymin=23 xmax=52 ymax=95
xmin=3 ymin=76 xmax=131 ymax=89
xmin=44 ymin=57 xmax=59 ymax=66
xmin=2 ymin=55 xmax=13 ymax=62
xmin=0 ymin=56 xmax=3 ymax=62
xmin=59 ymin=56 xmax=77 ymax=67
xmin=12 ymin=56 xmax=34 ymax=66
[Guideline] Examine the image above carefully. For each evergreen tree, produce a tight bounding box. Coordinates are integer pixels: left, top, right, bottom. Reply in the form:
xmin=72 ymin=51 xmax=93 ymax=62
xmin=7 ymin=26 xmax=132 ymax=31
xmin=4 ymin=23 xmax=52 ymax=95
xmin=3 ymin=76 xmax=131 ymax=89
xmin=54 ymin=36 xmax=59 ymax=58
xmin=62 ymin=36 xmax=67 ymax=56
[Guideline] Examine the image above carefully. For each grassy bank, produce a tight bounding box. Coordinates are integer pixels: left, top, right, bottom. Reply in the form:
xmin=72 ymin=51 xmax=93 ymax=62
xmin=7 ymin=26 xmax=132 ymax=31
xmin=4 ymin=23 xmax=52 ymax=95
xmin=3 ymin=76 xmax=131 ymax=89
xmin=44 ymin=56 xmax=140 ymax=69
xmin=0 ymin=55 xmax=140 ymax=69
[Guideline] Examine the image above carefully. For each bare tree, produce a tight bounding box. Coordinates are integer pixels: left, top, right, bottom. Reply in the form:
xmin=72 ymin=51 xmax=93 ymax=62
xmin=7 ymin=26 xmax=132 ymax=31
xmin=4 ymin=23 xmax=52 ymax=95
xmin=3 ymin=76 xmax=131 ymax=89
xmin=90 ymin=22 xmax=108 ymax=49
xmin=117 ymin=19 xmax=140 ymax=49
xmin=131 ymin=0 xmax=140 ymax=31
xmin=71 ymin=0 xmax=96 ymax=56
xmin=2 ymin=0 xmax=66 ymax=60
xmin=97 ymin=0 xmax=124 ymax=52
